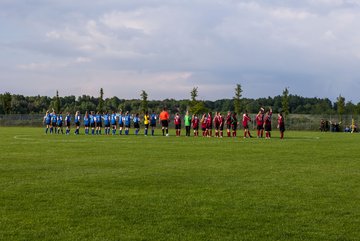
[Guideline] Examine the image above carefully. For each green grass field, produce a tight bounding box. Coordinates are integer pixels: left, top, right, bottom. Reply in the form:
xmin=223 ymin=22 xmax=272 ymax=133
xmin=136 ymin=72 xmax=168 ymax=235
xmin=1 ymin=127 xmax=359 ymax=241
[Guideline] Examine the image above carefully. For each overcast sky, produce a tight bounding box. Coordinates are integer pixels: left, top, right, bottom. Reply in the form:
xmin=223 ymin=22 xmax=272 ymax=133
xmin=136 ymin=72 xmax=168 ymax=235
xmin=1 ymin=0 xmax=360 ymax=102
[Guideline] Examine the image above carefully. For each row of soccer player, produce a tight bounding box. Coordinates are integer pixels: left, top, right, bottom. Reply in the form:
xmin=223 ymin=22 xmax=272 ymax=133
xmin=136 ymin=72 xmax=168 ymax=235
xmin=43 ymin=110 xmax=153 ymax=135
xmin=43 ymin=107 xmax=285 ymax=139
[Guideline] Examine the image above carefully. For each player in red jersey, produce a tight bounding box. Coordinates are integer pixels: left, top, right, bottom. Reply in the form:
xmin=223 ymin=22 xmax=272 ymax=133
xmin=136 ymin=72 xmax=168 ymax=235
xmin=277 ymin=112 xmax=285 ymax=139
xmin=174 ymin=112 xmax=181 ymax=136
xmin=231 ymin=112 xmax=238 ymax=137
xmin=214 ymin=112 xmax=221 ymax=137
xmin=263 ymin=107 xmax=273 ymax=139
xmin=256 ymin=108 xmax=265 ymax=138
xmin=242 ymin=110 xmax=252 ymax=138
xmin=192 ymin=114 xmax=199 ymax=137
xmin=206 ymin=112 xmax=213 ymax=137
xmin=219 ymin=112 xmax=225 ymax=138
xmin=200 ymin=113 xmax=207 ymax=137
xmin=226 ymin=111 xmax=232 ymax=137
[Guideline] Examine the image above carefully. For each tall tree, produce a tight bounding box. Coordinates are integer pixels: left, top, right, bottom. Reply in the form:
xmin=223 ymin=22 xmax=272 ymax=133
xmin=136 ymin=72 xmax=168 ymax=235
xmin=140 ymin=90 xmax=148 ymax=113
xmin=281 ymin=87 xmax=290 ymax=115
xmin=189 ymin=86 xmax=201 ymax=114
xmin=54 ymin=90 xmax=61 ymax=113
xmin=97 ymin=88 xmax=104 ymax=112
xmin=1 ymin=92 xmax=12 ymax=114
xmin=234 ymin=84 xmax=242 ymax=114
xmin=190 ymin=87 xmax=198 ymax=103
xmin=337 ymin=94 xmax=345 ymax=122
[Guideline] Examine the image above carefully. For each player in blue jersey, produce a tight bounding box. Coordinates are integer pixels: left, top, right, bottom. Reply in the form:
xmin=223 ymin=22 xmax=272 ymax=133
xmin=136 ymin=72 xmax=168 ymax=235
xmin=150 ymin=111 xmax=157 ymax=136
xmin=103 ymin=112 xmax=111 ymax=135
xmin=95 ymin=111 xmax=102 ymax=135
xmin=74 ymin=111 xmax=81 ymax=135
xmin=84 ymin=111 xmax=90 ymax=135
xmin=43 ymin=110 xmax=52 ymax=134
xmin=118 ymin=111 xmax=124 ymax=135
xmin=89 ymin=111 xmax=95 ymax=135
xmin=124 ymin=111 xmax=132 ymax=135
xmin=50 ymin=110 xmax=57 ymax=134
xmin=111 ymin=111 xmax=117 ymax=135
xmin=65 ymin=112 xmax=71 ymax=135
xmin=57 ymin=112 xmax=64 ymax=134
xmin=133 ymin=113 xmax=140 ymax=135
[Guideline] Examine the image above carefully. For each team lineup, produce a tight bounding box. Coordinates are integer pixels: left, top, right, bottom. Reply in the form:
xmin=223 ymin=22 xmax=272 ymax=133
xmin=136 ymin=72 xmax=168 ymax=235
xmin=43 ymin=107 xmax=285 ymax=139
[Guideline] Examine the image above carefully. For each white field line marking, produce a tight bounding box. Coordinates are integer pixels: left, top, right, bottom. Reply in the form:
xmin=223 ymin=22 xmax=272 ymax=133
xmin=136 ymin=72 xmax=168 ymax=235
xmin=13 ymin=135 xmax=321 ymax=145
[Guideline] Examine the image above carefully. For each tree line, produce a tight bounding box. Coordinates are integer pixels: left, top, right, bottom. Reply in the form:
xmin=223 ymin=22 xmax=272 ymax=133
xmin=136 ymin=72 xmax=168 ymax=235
xmin=0 ymin=86 xmax=358 ymax=117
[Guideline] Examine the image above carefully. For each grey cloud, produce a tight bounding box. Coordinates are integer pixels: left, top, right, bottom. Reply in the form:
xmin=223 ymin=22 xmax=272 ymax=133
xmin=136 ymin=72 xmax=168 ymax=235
xmin=1 ymin=0 xmax=360 ymax=101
